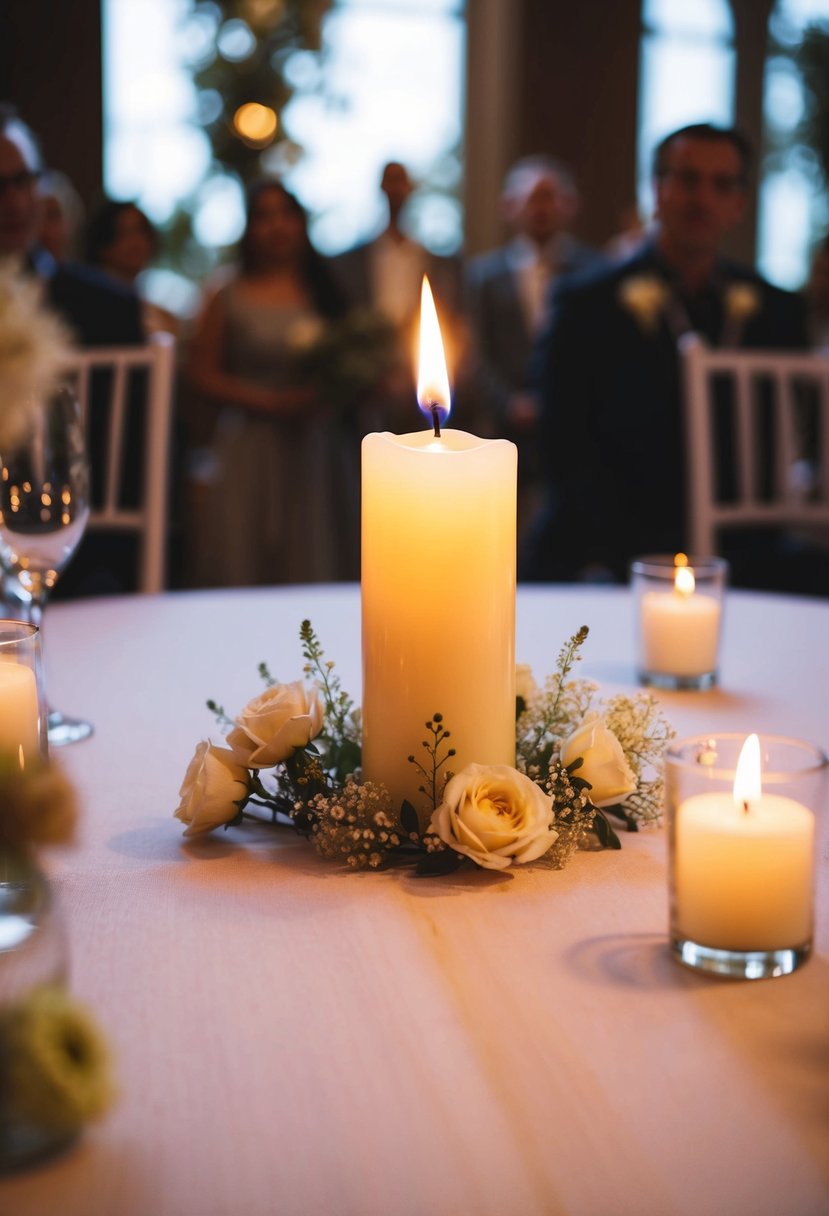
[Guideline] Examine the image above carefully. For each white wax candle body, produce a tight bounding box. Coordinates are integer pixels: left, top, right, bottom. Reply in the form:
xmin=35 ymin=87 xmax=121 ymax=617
xmin=640 ymin=590 xmax=720 ymax=676
xmin=0 ymin=660 xmax=40 ymax=765
xmin=674 ymin=793 xmax=814 ymax=950
xmin=362 ymin=429 xmax=517 ymax=814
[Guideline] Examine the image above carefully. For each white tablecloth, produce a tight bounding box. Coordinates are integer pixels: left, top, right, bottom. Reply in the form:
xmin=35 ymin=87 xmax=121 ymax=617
xmin=2 ymin=584 xmax=828 ymax=1216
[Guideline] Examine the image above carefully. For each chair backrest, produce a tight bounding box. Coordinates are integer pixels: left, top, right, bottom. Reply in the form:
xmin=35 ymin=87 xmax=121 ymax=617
xmin=61 ymin=332 xmax=176 ymax=594
xmin=681 ymin=338 xmax=829 ymax=557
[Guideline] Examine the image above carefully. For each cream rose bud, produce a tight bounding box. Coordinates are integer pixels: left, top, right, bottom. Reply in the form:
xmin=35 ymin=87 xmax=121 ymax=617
xmin=559 ymin=711 xmax=637 ymax=807
xmin=429 ymin=763 xmax=556 ymax=871
xmin=175 ymin=742 xmax=250 ymax=837
xmin=227 ymin=681 xmax=325 ymax=768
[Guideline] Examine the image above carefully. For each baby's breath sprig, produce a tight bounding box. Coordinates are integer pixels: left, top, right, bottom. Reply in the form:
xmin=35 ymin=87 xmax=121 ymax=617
xmin=516 ymin=626 xmax=593 ymax=775
xmin=602 ymin=692 xmax=676 ymax=828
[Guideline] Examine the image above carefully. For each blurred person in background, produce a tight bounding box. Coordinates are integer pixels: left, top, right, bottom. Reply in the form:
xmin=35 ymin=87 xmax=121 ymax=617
xmin=185 ymin=178 xmax=357 ymax=587
xmin=36 ymin=169 xmax=85 ymax=262
xmin=0 ymin=104 xmax=147 ymax=598
xmin=526 ymin=124 xmax=815 ymax=592
xmin=464 ymin=154 xmax=605 ymax=542
xmin=84 ymin=198 xmax=181 ymax=339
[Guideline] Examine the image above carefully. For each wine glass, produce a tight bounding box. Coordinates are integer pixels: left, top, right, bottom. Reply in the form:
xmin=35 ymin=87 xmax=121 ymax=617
xmin=0 ymin=384 xmax=93 ymax=745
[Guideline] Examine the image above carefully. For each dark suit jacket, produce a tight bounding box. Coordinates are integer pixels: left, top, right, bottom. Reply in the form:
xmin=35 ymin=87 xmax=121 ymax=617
xmin=31 ymin=248 xmax=145 ymax=347
xmin=463 ymin=234 xmax=606 ymax=431
xmin=525 ymin=241 xmax=809 ymax=582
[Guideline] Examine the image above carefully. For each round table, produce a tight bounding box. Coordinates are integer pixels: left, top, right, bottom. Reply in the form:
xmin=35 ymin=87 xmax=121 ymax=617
xmin=3 ymin=584 xmax=828 ymax=1216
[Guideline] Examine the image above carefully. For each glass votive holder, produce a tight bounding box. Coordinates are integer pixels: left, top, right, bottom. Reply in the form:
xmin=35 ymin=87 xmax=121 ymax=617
xmin=0 ymin=620 xmax=47 ymax=766
xmin=665 ymin=733 xmax=827 ymax=980
xmin=630 ymin=554 xmax=728 ymax=690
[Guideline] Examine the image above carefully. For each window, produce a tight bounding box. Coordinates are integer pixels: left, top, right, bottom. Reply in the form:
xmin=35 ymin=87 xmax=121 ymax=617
xmin=102 ymin=0 xmax=466 ymax=312
xmin=758 ymin=0 xmax=829 ymax=289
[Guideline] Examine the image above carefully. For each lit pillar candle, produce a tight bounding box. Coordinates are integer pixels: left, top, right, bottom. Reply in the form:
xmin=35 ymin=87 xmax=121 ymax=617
xmin=361 ymin=278 xmax=517 ymax=814
xmin=0 ymin=661 xmax=40 ymax=768
xmin=674 ymin=735 xmax=814 ymax=950
xmin=641 ymin=556 xmax=720 ymax=677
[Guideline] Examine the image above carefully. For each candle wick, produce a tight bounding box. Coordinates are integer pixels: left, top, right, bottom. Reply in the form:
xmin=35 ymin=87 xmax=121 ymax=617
xmin=742 ymin=799 xmax=750 ymax=815
xmin=430 ymin=403 xmax=442 ymax=439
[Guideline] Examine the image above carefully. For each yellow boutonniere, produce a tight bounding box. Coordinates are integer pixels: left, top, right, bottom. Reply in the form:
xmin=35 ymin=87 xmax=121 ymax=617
xmin=618 ymin=275 xmax=669 ymax=333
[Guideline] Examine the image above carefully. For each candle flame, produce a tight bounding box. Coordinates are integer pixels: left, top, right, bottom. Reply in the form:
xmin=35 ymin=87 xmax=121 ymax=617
xmin=733 ymin=733 xmax=762 ymax=806
xmin=674 ymin=564 xmax=695 ymax=595
xmin=417 ymin=276 xmax=451 ymax=427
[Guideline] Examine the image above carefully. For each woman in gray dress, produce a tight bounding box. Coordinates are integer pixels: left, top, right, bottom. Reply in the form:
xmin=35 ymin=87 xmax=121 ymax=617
xmin=187 ymin=180 xmax=357 ymax=586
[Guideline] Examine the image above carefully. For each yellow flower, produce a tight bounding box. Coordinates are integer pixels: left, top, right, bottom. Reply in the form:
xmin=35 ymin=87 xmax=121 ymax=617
xmin=0 ymin=757 xmax=77 ymax=849
xmin=618 ymin=275 xmax=669 ymax=333
xmin=724 ymin=282 xmax=761 ymax=323
xmin=2 ymin=985 xmax=115 ymax=1131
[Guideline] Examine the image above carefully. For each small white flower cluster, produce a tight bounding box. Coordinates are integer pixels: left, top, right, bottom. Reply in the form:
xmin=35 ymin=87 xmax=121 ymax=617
xmin=306 ymin=781 xmax=404 ymax=869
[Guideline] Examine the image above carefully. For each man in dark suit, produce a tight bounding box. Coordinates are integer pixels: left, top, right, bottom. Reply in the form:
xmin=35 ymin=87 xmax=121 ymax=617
xmin=0 ymin=105 xmax=147 ymax=596
xmin=464 ymin=155 xmax=606 ymax=540
xmin=524 ymin=124 xmax=811 ymax=588
xmin=0 ymin=106 xmax=144 ymax=346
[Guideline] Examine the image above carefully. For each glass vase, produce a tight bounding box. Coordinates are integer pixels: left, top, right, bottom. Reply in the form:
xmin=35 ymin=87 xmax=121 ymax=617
xmin=0 ymin=844 xmax=76 ymax=1172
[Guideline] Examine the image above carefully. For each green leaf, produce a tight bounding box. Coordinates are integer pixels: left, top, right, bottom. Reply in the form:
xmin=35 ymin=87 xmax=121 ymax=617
xmin=592 ymin=809 xmax=622 ymax=850
xmin=400 ymin=800 xmax=420 ymax=837
xmin=604 ymin=803 xmax=640 ymax=832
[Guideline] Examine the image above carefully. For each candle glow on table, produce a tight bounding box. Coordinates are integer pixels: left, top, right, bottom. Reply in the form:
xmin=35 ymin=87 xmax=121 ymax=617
xmin=361 ymin=277 xmax=517 ymax=813
xmin=0 ymin=660 xmax=40 ymax=768
xmin=674 ymin=734 xmax=814 ymax=951
xmin=641 ymin=554 xmax=721 ymax=677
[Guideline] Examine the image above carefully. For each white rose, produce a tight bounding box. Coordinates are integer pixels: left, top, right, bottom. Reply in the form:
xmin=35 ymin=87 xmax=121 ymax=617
xmin=515 ymin=664 xmax=538 ymax=708
xmin=428 ymin=763 xmax=556 ymax=871
xmin=559 ymin=711 xmax=637 ymax=807
xmin=174 ymin=741 xmax=250 ymax=837
xmin=227 ymin=681 xmax=325 ymax=768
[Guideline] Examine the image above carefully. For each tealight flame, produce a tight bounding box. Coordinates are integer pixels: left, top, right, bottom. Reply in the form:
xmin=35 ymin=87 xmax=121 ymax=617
xmin=674 ymin=564 xmax=695 ymax=595
xmin=674 ymin=552 xmax=689 ymax=567
xmin=417 ymin=276 xmax=451 ymax=429
xmin=733 ymin=733 xmax=762 ymax=808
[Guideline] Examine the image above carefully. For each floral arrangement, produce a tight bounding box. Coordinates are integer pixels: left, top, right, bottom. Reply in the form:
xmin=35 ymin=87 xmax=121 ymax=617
xmin=0 ymin=261 xmax=73 ymax=452
xmin=0 ymin=757 xmax=115 ymax=1146
xmin=287 ymin=307 xmax=402 ymax=414
xmin=174 ymin=622 xmax=674 ymax=875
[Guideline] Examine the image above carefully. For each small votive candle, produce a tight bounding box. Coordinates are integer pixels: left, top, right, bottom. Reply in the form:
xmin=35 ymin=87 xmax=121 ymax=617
xmin=631 ymin=554 xmax=727 ymax=690
xmin=665 ymin=733 xmax=826 ymax=979
xmin=0 ymin=620 xmax=47 ymax=767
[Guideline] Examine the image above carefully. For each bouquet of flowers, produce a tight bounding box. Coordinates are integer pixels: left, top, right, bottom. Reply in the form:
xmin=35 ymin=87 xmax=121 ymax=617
xmin=286 ymin=307 xmax=402 ymax=414
xmin=0 ymin=260 xmax=73 ymax=452
xmin=174 ymin=622 xmax=674 ymax=876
